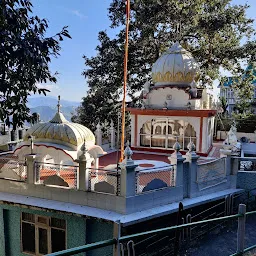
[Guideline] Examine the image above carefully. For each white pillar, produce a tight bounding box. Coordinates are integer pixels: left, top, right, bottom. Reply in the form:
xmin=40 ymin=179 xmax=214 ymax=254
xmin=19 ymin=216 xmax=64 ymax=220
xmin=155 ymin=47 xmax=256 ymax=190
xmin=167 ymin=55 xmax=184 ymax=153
xmin=120 ymin=143 xmax=138 ymax=197
xmin=168 ymin=141 xmax=185 ymax=187
xmin=110 ymin=120 xmax=115 ymax=149
xmin=96 ymin=123 xmax=102 ymax=146
xmin=75 ymin=143 xmax=92 ymax=191
xmin=95 ymin=157 xmax=99 ymax=170
xmin=26 ymin=154 xmax=37 ymax=184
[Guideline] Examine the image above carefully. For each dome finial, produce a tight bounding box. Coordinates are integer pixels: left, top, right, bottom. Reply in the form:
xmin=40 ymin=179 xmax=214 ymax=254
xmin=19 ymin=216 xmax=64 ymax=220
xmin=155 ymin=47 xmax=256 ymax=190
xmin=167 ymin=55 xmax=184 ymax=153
xmin=187 ymin=137 xmax=196 ymax=152
xmin=173 ymin=136 xmax=181 ymax=152
xmin=124 ymin=140 xmax=133 ymax=160
xmin=79 ymin=139 xmax=90 ymax=161
xmin=57 ymin=95 xmax=61 ymax=113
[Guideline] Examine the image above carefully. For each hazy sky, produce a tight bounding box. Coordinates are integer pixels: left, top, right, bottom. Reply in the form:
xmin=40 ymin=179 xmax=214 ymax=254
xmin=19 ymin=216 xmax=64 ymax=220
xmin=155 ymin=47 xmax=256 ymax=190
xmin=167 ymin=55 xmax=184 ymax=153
xmin=32 ymin=0 xmax=256 ymax=102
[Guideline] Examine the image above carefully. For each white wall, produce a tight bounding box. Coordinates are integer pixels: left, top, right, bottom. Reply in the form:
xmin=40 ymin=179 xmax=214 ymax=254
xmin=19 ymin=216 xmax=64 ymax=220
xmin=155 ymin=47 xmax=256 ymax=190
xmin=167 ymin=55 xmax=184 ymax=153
xmin=130 ymin=114 xmax=135 ymax=147
xmin=0 ymin=135 xmax=10 ymax=146
xmin=201 ymin=116 xmax=215 ymax=153
xmin=146 ymin=87 xmax=191 ymax=109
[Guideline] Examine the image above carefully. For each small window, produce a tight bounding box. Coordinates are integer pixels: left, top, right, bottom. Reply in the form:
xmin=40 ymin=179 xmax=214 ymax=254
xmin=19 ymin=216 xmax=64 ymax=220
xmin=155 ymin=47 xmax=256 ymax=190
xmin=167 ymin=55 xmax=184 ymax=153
xmin=38 ymin=228 xmax=48 ymax=254
xmin=22 ymin=212 xmax=35 ymax=223
xmin=155 ymin=126 xmax=161 ymax=134
xmin=21 ymin=213 xmax=66 ymax=254
xmin=51 ymin=217 xmax=66 ymax=229
xmin=37 ymin=216 xmax=49 ymax=225
xmin=22 ymin=222 xmax=35 ymax=253
xmin=51 ymin=228 xmax=66 ymax=252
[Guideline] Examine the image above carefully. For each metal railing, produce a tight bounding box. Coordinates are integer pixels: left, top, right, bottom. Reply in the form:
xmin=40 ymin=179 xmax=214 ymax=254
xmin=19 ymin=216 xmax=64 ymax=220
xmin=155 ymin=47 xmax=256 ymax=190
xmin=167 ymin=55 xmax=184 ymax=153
xmin=34 ymin=162 xmax=78 ymax=189
xmin=135 ymin=165 xmax=175 ymax=194
xmin=0 ymin=157 xmax=26 ymax=181
xmin=88 ymin=167 xmax=121 ymax=195
xmin=47 ymin=204 xmax=256 ymax=256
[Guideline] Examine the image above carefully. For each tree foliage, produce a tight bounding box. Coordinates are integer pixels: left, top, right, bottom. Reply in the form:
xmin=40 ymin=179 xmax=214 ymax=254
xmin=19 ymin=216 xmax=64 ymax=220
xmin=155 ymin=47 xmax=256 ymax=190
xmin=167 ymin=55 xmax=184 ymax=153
xmin=232 ymin=62 xmax=256 ymax=115
xmin=73 ymin=0 xmax=256 ymax=130
xmin=0 ymin=0 xmax=71 ymax=128
xmin=219 ymin=96 xmax=229 ymax=116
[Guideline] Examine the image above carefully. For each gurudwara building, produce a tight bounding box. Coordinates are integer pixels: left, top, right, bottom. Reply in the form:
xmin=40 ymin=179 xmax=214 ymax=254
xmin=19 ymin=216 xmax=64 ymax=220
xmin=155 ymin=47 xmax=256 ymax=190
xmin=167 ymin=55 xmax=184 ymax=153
xmin=128 ymin=42 xmax=216 ymax=156
xmin=0 ymin=42 xmax=252 ymax=256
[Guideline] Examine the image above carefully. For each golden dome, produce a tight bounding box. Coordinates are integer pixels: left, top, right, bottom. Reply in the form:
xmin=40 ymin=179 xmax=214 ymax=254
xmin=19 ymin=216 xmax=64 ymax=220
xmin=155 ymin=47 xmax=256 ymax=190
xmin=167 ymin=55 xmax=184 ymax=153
xmin=24 ymin=112 xmax=95 ymax=149
xmin=152 ymin=42 xmax=199 ymax=86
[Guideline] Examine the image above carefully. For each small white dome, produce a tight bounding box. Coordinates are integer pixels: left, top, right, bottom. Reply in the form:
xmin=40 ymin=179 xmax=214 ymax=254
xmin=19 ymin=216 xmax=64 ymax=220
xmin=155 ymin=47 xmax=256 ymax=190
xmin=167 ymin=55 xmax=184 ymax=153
xmin=152 ymin=42 xmax=199 ymax=86
xmin=24 ymin=112 xmax=95 ymax=149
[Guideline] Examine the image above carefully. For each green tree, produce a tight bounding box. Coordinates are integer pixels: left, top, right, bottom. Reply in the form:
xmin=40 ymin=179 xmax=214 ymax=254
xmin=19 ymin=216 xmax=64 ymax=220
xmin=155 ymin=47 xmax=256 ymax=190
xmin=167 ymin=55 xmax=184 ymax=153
xmin=219 ymin=96 xmax=229 ymax=116
xmin=0 ymin=0 xmax=71 ymax=129
xmin=75 ymin=0 xmax=255 ymax=129
xmin=232 ymin=62 xmax=256 ymax=116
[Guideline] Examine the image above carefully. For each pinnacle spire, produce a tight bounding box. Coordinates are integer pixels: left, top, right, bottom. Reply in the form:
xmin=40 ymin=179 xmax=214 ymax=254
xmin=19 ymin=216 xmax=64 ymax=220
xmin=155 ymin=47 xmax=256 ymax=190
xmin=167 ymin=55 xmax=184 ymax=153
xmin=57 ymin=95 xmax=61 ymax=113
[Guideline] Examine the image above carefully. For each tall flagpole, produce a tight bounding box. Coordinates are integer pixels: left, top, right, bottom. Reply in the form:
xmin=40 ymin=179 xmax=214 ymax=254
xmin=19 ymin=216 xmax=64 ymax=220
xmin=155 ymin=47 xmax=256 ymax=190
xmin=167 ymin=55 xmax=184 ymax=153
xmin=120 ymin=0 xmax=130 ymax=162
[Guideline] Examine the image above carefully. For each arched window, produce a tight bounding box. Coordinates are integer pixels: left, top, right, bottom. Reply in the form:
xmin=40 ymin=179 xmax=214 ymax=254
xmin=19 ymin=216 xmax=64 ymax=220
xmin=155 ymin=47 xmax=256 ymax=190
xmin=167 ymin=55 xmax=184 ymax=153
xmin=184 ymin=124 xmax=196 ymax=137
xmin=140 ymin=121 xmax=151 ymax=147
xmin=164 ymin=125 xmax=172 ymax=135
xmin=139 ymin=119 xmax=197 ymax=150
xmin=155 ymin=125 xmax=161 ymax=134
xmin=184 ymin=123 xmax=197 ymax=150
xmin=168 ymin=126 xmax=172 ymax=135
xmin=140 ymin=121 xmax=151 ymax=134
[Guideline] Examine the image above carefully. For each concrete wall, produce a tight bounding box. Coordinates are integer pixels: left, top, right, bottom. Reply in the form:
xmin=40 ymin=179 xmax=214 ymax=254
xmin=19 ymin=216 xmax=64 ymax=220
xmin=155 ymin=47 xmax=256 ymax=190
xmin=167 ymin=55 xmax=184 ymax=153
xmin=126 ymin=186 xmax=183 ymax=214
xmin=0 ymin=179 xmax=127 ymax=214
xmin=147 ymin=87 xmax=191 ymax=109
xmin=237 ymin=171 xmax=256 ymax=190
xmin=0 ymin=203 xmax=87 ymax=256
xmin=86 ymin=219 xmax=114 ymax=256
xmin=0 ymin=152 xmax=237 ymax=215
xmin=217 ymin=131 xmax=256 ymax=142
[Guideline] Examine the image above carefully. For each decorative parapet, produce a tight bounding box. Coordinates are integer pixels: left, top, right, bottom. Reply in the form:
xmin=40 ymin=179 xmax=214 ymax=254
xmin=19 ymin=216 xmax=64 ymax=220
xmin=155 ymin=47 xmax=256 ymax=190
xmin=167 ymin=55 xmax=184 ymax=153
xmin=135 ymin=165 xmax=175 ymax=194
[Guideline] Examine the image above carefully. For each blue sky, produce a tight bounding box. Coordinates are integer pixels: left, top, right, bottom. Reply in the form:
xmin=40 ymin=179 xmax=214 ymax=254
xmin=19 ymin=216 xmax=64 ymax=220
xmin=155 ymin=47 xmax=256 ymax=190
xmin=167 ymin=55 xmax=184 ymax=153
xmin=32 ymin=0 xmax=256 ymax=102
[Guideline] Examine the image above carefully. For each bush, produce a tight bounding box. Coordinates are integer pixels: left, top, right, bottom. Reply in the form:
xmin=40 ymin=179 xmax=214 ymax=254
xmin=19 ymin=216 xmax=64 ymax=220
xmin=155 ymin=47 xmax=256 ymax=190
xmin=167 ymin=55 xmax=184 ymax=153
xmin=217 ymin=116 xmax=256 ymax=133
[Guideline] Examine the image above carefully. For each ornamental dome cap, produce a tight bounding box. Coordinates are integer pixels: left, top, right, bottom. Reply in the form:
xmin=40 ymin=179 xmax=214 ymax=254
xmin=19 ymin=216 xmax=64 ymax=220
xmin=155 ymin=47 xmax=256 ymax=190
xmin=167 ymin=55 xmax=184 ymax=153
xmin=152 ymin=42 xmax=199 ymax=87
xmin=24 ymin=96 xmax=95 ymax=149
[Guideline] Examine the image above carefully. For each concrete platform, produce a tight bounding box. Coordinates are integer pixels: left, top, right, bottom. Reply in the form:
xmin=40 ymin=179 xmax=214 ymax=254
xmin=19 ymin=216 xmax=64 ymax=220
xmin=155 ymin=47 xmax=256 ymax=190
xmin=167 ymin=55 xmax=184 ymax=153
xmin=0 ymin=188 xmax=244 ymax=226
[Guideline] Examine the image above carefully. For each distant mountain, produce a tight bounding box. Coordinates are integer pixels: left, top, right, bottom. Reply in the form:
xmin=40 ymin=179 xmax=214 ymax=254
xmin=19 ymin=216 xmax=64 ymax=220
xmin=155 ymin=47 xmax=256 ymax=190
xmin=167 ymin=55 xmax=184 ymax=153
xmin=30 ymin=106 xmax=76 ymax=122
xmin=28 ymin=96 xmax=80 ymax=122
xmin=28 ymin=96 xmax=80 ymax=108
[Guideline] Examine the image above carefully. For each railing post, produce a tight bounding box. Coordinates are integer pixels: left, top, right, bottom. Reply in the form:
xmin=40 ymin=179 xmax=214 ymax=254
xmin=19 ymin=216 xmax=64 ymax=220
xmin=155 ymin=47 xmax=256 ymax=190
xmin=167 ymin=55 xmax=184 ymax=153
xmin=220 ymin=149 xmax=232 ymax=175
xmin=113 ymin=220 xmax=121 ymax=256
xmin=110 ymin=120 xmax=116 ymax=149
xmin=237 ymin=204 xmax=246 ymax=254
xmin=120 ymin=142 xmax=138 ymax=197
xmin=184 ymin=141 xmax=199 ymax=198
xmin=232 ymin=157 xmax=239 ymax=175
xmin=75 ymin=142 xmax=92 ymax=191
xmin=226 ymin=155 xmax=232 ymax=176
xmin=168 ymin=141 xmax=185 ymax=188
xmin=26 ymin=154 xmax=37 ymax=184
xmin=186 ymin=214 xmax=192 ymax=241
